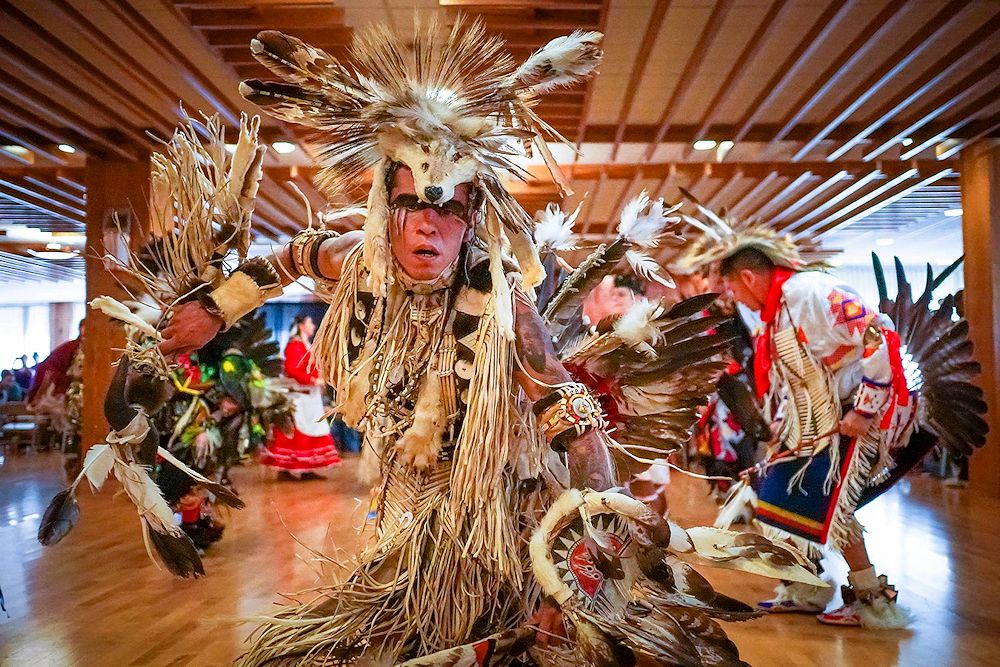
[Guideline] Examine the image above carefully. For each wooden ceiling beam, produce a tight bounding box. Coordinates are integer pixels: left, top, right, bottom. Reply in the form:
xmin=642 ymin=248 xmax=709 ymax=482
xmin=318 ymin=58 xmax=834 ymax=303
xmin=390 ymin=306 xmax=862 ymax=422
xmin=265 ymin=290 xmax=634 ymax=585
xmin=609 ymin=0 xmax=671 ymax=161
xmin=203 ymin=27 xmax=352 ymax=48
xmin=706 ymin=172 xmax=744 ymax=211
xmin=793 ymin=0 xmax=974 ymax=161
xmin=938 ymin=117 xmax=1000 ymax=160
xmin=876 ymin=73 xmax=1000 ymax=161
xmin=765 ymin=1 xmax=908 ymax=151
xmin=642 ymin=0 xmax=734 ymax=162
xmin=729 ymin=0 xmax=852 ymax=149
xmin=450 ymin=9 xmax=602 ymax=30
xmin=0 ymin=86 xmax=137 ymax=160
xmin=830 ymin=12 xmax=1000 ymax=162
xmin=266 ymin=161 xmax=958 ymax=185
xmin=729 ymin=172 xmax=780 ymax=219
xmin=440 ymin=0 xmax=604 ymax=9
xmin=0 ymin=183 xmax=85 ymax=228
xmin=809 ymin=167 xmax=955 ymax=236
xmin=772 ymin=170 xmax=848 ymax=224
xmin=750 ymin=171 xmax=814 ymax=220
xmin=0 ymin=120 xmax=68 ymax=164
xmin=101 ymin=0 xmax=240 ymax=126
xmin=21 ymin=176 xmax=85 ymax=208
xmin=780 ymin=170 xmax=883 ymax=233
xmin=184 ymin=6 xmax=347 ymax=29
xmin=684 ymin=0 xmax=790 ymax=161
xmin=794 ymin=169 xmax=920 ymax=236
xmin=0 ymin=177 xmax=86 ymax=219
xmin=0 ymin=34 xmax=155 ymax=151
xmin=0 ymin=0 xmax=174 ymax=133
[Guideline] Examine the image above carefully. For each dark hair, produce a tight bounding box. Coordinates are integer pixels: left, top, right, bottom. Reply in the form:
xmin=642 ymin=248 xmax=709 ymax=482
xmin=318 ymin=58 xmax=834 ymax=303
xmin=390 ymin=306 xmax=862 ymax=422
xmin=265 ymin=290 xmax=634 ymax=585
xmin=613 ymin=273 xmax=645 ymax=295
xmin=291 ymin=314 xmax=309 ymax=333
xmin=1 ymin=369 xmax=12 ymax=379
xmin=719 ymin=247 xmax=775 ymax=277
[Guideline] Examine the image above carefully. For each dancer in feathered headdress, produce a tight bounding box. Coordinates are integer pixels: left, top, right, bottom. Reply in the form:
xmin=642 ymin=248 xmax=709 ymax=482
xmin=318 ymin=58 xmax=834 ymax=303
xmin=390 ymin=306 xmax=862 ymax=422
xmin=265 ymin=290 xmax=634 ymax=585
xmin=71 ymin=18 xmax=823 ymax=664
xmin=681 ymin=190 xmax=987 ymax=628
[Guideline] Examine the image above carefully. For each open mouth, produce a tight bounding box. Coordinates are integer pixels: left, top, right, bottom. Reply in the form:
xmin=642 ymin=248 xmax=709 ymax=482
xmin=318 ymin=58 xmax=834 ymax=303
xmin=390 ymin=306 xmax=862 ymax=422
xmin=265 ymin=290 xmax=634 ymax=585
xmin=414 ymin=247 xmax=439 ymax=258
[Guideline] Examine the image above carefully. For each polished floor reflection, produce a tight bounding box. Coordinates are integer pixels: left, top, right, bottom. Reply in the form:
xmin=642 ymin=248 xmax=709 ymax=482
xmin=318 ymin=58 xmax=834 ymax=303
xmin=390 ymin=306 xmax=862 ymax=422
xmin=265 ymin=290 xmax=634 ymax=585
xmin=1 ymin=451 xmax=998 ymax=666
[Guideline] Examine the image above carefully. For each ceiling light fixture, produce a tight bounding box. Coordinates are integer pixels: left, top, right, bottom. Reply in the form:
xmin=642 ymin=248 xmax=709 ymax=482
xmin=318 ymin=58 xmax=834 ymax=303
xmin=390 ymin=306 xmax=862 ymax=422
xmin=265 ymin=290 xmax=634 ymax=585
xmin=943 ymin=208 xmax=963 ymax=217
xmin=57 ymin=144 xmax=76 ymax=154
xmin=875 ymin=238 xmax=895 ymax=246
xmin=692 ymin=139 xmax=717 ymax=151
xmin=900 ymin=137 xmax=913 ymax=147
xmin=224 ymin=143 xmax=237 ymax=154
xmin=45 ymin=242 xmax=62 ymax=250
xmin=2 ymin=145 xmax=30 ymax=155
xmin=27 ymin=249 xmax=79 ymax=260
xmin=271 ymin=141 xmax=297 ymax=154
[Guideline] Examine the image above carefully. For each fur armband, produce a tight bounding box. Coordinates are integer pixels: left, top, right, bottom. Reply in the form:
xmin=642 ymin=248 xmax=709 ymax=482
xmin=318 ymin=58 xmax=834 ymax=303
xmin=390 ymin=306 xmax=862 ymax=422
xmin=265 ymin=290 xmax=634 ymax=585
xmin=853 ymin=377 xmax=892 ymax=418
xmin=290 ymin=229 xmax=340 ymax=281
xmin=534 ymin=382 xmax=606 ymax=449
xmin=199 ymin=257 xmax=283 ymax=329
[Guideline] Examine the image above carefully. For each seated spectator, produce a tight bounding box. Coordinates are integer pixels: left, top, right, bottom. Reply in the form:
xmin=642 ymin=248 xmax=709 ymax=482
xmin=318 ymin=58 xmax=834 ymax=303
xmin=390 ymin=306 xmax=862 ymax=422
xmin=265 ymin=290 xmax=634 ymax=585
xmin=1 ymin=369 xmax=24 ymax=402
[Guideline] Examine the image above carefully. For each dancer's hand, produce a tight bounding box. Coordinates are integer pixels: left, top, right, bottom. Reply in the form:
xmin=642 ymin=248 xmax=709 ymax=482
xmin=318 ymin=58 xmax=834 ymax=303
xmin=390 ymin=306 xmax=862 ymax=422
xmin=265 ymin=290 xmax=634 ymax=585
xmin=531 ymin=597 xmax=566 ymax=648
xmin=160 ymin=301 xmax=223 ymax=357
xmin=839 ymin=409 xmax=875 ymax=438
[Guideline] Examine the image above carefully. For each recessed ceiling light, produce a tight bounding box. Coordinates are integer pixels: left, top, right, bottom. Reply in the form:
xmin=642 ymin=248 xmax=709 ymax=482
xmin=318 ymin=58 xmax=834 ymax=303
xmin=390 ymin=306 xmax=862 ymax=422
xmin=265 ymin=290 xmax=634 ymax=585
xmin=900 ymin=137 xmax=913 ymax=147
xmin=57 ymin=144 xmax=76 ymax=154
xmin=45 ymin=242 xmax=62 ymax=250
xmin=718 ymin=140 xmax=734 ymax=150
xmin=943 ymin=208 xmax=962 ymax=217
xmin=875 ymin=238 xmax=895 ymax=246
xmin=271 ymin=141 xmax=297 ymax=154
xmin=27 ymin=249 xmax=79 ymax=260
xmin=693 ymin=139 xmax=717 ymax=151
xmin=2 ymin=145 xmax=30 ymax=155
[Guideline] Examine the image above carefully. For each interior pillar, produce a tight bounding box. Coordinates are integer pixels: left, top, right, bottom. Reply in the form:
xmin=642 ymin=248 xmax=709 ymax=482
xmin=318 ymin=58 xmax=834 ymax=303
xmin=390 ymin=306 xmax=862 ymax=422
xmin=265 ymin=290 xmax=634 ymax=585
xmin=81 ymin=157 xmax=150 ymax=466
xmin=49 ymin=302 xmax=75 ymax=347
xmin=960 ymin=140 xmax=1000 ymax=498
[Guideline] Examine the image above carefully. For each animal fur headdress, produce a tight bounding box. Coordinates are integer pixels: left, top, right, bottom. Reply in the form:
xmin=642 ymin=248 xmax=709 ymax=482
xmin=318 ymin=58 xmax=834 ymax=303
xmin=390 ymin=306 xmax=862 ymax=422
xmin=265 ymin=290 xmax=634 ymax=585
xmin=675 ymin=187 xmax=838 ymax=272
xmin=239 ymin=16 xmax=603 ymax=329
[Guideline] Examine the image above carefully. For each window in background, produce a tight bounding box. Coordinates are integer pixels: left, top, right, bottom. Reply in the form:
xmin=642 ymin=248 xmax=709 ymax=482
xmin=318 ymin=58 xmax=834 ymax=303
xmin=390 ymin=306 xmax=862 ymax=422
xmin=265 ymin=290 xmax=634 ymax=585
xmin=0 ymin=306 xmax=27 ymax=368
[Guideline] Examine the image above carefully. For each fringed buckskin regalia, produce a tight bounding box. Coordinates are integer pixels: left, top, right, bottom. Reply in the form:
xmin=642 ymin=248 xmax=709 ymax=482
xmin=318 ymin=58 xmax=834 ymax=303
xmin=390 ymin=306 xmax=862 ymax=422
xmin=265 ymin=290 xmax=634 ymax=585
xmin=682 ymin=190 xmax=988 ymax=628
xmin=42 ymin=18 xmax=828 ymax=666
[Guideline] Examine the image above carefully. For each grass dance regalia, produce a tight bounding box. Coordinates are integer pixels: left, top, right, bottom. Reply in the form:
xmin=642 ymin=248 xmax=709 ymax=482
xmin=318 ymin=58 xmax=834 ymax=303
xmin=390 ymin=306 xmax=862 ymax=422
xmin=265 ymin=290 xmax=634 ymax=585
xmin=50 ymin=19 xmax=821 ymax=665
xmin=156 ymin=312 xmax=293 ymax=549
xmin=681 ymin=192 xmax=988 ymax=628
xmin=37 ymin=111 xmax=271 ymax=578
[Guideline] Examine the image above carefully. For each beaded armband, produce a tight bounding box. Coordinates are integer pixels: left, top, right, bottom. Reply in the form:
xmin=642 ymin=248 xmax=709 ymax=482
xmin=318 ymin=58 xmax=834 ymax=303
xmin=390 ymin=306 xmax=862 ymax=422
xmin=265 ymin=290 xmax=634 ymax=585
xmin=290 ymin=229 xmax=340 ymax=281
xmin=198 ymin=256 xmax=283 ymax=330
xmin=533 ymin=382 xmax=607 ymax=450
xmin=853 ymin=377 xmax=892 ymax=418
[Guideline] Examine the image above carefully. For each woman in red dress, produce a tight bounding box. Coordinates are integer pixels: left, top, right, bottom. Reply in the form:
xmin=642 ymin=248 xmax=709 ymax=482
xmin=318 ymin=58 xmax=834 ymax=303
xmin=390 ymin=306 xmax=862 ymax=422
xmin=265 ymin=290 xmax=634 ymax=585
xmin=260 ymin=315 xmax=341 ymax=479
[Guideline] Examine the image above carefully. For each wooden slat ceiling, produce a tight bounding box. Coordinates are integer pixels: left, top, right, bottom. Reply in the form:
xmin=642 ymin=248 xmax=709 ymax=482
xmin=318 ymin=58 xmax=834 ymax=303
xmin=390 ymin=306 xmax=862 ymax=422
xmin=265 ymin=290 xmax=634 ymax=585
xmin=0 ymin=0 xmax=998 ymax=284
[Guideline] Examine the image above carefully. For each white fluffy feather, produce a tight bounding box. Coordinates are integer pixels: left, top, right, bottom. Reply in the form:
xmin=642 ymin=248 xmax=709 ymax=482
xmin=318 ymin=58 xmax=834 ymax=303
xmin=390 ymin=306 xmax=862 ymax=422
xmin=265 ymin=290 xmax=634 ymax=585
xmin=625 ymin=249 xmax=674 ymax=287
xmin=513 ymin=31 xmax=603 ymax=93
xmin=89 ymin=296 xmax=161 ymax=339
xmin=617 ymin=191 xmax=681 ymax=248
xmin=534 ymin=202 xmax=580 ymax=252
xmin=81 ymin=444 xmax=115 ymax=492
xmin=613 ymin=299 xmax=663 ymax=351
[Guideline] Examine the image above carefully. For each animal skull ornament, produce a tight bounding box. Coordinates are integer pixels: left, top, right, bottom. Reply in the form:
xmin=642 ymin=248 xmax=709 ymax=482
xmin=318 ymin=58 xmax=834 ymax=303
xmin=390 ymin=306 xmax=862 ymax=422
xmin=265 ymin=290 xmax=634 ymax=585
xmin=239 ymin=17 xmax=603 ymax=327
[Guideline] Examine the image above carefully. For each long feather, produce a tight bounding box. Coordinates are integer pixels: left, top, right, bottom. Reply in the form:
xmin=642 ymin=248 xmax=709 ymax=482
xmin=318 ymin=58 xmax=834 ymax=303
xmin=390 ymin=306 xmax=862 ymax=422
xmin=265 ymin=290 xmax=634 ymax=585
xmin=37 ymin=488 xmax=80 ymax=546
xmin=156 ymin=447 xmax=246 ymax=509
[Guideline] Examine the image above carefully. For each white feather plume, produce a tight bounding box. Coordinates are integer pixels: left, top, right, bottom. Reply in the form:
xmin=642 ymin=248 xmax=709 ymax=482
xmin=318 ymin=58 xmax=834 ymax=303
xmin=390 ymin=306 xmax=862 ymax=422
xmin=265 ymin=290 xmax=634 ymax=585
xmin=534 ymin=202 xmax=580 ymax=253
xmin=613 ymin=299 xmax=663 ymax=356
xmin=625 ymin=249 xmax=674 ymax=287
xmin=617 ymin=191 xmax=681 ymax=248
xmin=81 ymin=444 xmax=115 ymax=492
xmin=89 ymin=296 xmax=161 ymax=339
xmin=512 ymin=30 xmax=603 ymax=93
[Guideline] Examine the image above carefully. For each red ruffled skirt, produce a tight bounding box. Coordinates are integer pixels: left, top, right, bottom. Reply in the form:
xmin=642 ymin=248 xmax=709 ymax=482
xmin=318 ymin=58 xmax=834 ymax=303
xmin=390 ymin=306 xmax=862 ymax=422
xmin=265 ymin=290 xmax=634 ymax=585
xmin=260 ymin=428 xmax=341 ymax=471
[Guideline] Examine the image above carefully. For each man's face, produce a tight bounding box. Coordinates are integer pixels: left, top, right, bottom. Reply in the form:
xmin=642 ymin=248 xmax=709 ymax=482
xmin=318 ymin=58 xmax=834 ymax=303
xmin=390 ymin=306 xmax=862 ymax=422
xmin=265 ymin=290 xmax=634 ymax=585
xmin=722 ymin=269 xmax=767 ymax=311
xmin=388 ymin=166 xmax=472 ymax=281
xmin=1 ymin=374 xmax=12 ymax=387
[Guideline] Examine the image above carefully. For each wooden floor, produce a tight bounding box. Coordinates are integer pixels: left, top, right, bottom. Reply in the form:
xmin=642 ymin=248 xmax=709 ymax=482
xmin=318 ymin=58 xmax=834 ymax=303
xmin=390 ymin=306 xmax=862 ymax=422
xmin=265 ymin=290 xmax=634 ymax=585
xmin=1 ymin=451 xmax=998 ymax=667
